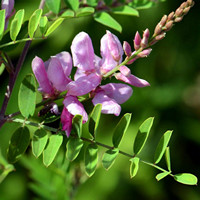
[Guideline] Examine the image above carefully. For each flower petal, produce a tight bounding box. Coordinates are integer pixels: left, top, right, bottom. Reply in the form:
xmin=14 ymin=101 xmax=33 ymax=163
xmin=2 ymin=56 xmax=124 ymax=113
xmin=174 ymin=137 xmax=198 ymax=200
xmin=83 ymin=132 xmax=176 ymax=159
xmin=53 ymin=51 xmax=72 ymax=76
xmin=67 ymin=73 xmax=101 ymax=96
xmin=100 ymin=83 xmax=133 ymax=104
xmin=100 ymin=31 xmax=123 ymax=74
xmin=1 ymin=0 xmax=14 ymax=19
xmin=47 ymin=57 xmax=71 ymax=92
xmin=115 ymin=72 xmax=150 ymax=87
xmin=32 ymin=56 xmax=54 ymax=95
xmin=61 ymin=107 xmax=73 ymax=137
xmin=92 ymin=91 xmax=121 ymax=116
xmin=71 ymin=32 xmax=95 ymax=71
xmin=63 ymin=95 xmax=88 ymax=122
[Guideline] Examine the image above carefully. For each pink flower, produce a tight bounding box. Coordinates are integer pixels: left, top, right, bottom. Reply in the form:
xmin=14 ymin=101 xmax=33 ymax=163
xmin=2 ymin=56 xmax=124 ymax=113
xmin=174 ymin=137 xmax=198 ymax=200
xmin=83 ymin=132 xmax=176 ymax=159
xmin=61 ymin=95 xmax=88 ymax=137
xmin=32 ymin=51 xmax=72 ymax=97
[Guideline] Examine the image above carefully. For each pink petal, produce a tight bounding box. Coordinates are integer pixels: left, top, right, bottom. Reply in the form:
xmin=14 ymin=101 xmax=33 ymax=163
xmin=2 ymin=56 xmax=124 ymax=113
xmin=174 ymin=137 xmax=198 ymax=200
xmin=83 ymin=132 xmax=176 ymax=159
xmin=67 ymin=73 xmax=101 ymax=96
xmin=63 ymin=96 xmax=88 ymax=122
xmin=1 ymin=0 xmax=14 ymax=19
xmin=92 ymin=91 xmax=121 ymax=116
xmin=100 ymin=83 xmax=133 ymax=104
xmin=119 ymin=66 xmax=131 ymax=77
xmin=32 ymin=56 xmax=54 ymax=95
xmin=53 ymin=51 xmax=72 ymax=77
xmin=123 ymin=41 xmax=132 ymax=57
xmin=47 ymin=57 xmax=71 ymax=92
xmin=71 ymin=32 xmax=95 ymax=71
xmin=100 ymin=31 xmax=123 ymax=74
xmin=61 ymin=107 xmax=73 ymax=137
xmin=115 ymin=73 xmax=150 ymax=87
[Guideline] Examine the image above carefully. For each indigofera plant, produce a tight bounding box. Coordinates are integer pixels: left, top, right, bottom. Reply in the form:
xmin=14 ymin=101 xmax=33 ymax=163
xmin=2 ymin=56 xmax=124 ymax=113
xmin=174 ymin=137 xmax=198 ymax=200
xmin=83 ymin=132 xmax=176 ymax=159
xmin=0 ymin=0 xmax=198 ymax=193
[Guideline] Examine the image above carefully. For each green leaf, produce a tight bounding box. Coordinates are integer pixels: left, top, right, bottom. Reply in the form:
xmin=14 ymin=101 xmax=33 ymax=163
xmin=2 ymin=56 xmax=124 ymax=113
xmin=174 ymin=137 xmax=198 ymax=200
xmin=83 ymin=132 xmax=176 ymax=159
xmin=76 ymin=7 xmax=95 ymax=17
xmin=10 ymin=9 xmax=25 ymax=41
xmin=7 ymin=127 xmax=30 ymax=163
xmin=45 ymin=0 xmax=61 ymax=14
xmin=174 ymin=173 xmax=198 ymax=185
xmin=111 ymin=6 xmax=139 ymax=17
xmin=85 ymin=144 xmax=98 ymax=177
xmin=0 ymin=63 xmax=5 ymax=75
xmin=18 ymin=74 xmax=36 ymax=118
xmin=133 ymin=117 xmax=154 ymax=155
xmin=45 ymin=18 xmax=64 ymax=37
xmin=154 ymin=130 xmax=173 ymax=164
xmin=32 ymin=129 xmax=48 ymax=158
xmin=104 ymin=0 xmax=112 ymax=5
xmin=112 ymin=113 xmax=131 ymax=148
xmin=64 ymin=0 xmax=79 ymax=11
xmin=130 ymin=157 xmax=140 ymax=178
xmin=129 ymin=0 xmax=154 ymax=10
xmin=156 ymin=171 xmax=170 ymax=181
xmin=165 ymin=147 xmax=171 ymax=171
xmin=66 ymin=138 xmax=83 ymax=161
xmin=72 ymin=115 xmax=83 ymax=138
xmin=0 ymin=9 xmax=5 ymax=41
xmin=39 ymin=16 xmax=48 ymax=35
xmin=102 ymin=149 xmax=119 ymax=170
xmin=94 ymin=12 xmax=122 ymax=33
xmin=61 ymin=10 xmax=74 ymax=18
xmin=86 ymin=0 xmax=98 ymax=6
xmin=28 ymin=9 xmax=43 ymax=38
xmin=43 ymin=134 xmax=63 ymax=167
xmin=89 ymin=104 xmax=102 ymax=138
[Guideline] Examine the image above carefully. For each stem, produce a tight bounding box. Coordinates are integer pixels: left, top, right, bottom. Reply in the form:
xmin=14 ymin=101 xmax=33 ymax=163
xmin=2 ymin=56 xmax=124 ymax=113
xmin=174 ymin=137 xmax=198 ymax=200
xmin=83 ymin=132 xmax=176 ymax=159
xmin=9 ymin=117 xmax=170 ymax=174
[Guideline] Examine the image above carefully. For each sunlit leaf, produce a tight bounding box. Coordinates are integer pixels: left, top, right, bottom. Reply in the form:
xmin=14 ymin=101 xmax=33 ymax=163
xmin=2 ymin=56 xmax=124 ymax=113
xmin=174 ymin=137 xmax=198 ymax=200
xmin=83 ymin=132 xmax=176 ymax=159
xmin=10 ymin=9 xmax=24 ymax=41
xmin=72 ymin=115 xmax=83 ymax=138
xmin=133 ymin=117 xmax=154 ymax=155
xmin=61 ymin=10 xmax=74 ymax=18
xmin=89 ymin=104 xmax=102 ymax=138
xmin=86 ymin=0 xmax=98 ymax=6
xmin=28 ymin=9 xmax=43 ymax=38
xmin=129 ymin=0 xmax=154 ymax=10
xmin=43 ymin=134 xmax=63 ymax=167
xmin=0 ymin=9 xmax=5 ymax=41
xmin=156 ymin=171 xmax=170 ymax=181
xmin=39 ymin=16 xmax=48 ymax=35
xmin=32 ymin=129 xmax=48 ymax=158
xmin=45 ymin=0 xmax=61 ymax=14
xmin=112 ymin=113 xmax=131 ymax=148
xmin=130 ymin=157 xmax=140 ymax=178
xmin=45 ymin=18 xmax=64 ymax=37
xmin=18 ymin=74 xmax=36 ymax=118
xmin=102 ymin=149 xmax=119 ymax=170
xmin=165 ymin=147 xmax=171 ymax=171
xmin=94 ymin=12 xmax=122 ymax=32
xmin=85 ymin=144 xmax=98 ymax=177
xmin=154 ymin=130 xmax=172 ymax=164
xmin=111 ymin=5 xmax=139 ymax=16
xmin=76 ymin=7 xmax=95 ymax=17
xmin=64 ymin=0 xmax=79 ymax=11
xmin=66 ymin=137 xmax=83 ymax=161
xmin=7 ymin=127 xmax=30 ymax=163
xmin=0 ymin=63 xmax=5 ymax=75
xmin=174 ymin=173 xmax=198 ymax=185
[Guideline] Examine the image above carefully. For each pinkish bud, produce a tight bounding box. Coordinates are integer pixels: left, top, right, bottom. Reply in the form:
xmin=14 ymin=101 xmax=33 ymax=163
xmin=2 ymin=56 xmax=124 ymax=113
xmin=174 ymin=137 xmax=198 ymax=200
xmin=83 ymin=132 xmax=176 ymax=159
xmin=123 ymin=41 xmax=132 ymax=57
xmin=175 ymin=7 xmax=183 ymax=17
xmin=183 ymin=6 xmax=190 ymax=14
xmin=141 ymin=29 xmax=150 ymax=48
xmin=106 ymin=30 xmax=121 ymax=62
xmin=174 ymin=16 xmax=183 ymax=23
xmin=154 ymin=23 xmax=163 ymax=36
xmin=187 ymin=0 xmax=193 ymax=6
xmin=155 ymin=32 xmax=166 ymax=41
xmin=160 ymin=15 xmax=167 ymax=26
xmin=165 ymin=20 xmax=174 ymax=32
xmin=138 ymin=48 xmax=152 ymax=58
xmin=168 ymin=11 xmax=175 ymax=21
xmin=134 ymin=31 xmax=141 ymax=50
xmin=180 ymin=2 xmax=187 ymax=9
xmin=119 ymin=66 xmax=131 ymax=77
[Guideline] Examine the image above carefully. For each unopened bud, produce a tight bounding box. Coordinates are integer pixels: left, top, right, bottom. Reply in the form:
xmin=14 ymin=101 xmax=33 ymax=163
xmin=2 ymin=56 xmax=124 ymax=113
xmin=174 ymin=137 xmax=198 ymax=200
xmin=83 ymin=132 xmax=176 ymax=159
xmin=123 ymin=41 xmax=132 ymax=57
xmin=165 ymin=20 xmax=174 ymax=31
xmin=155 ymin=32 xmax=166 ymax=41
xmin=141 ymin=29 xmax=150 ymax=48
xmin=134 ymin=31 xmax=141 ymax=50
xmin=119 ymin=66 xmax=131 ymax=77
xmin=180 ymin=2 xmax=187 ymax=9
xmin=187 ymin=0 xmax=193 ymax=6
xmin=174 ymin=16 xmax=183 ymax=23
xmin=175 ymin=7 xmax=183 ymax=17
xmin=183 ymin=6 xmax=190 ymax=14
xmin=138 ymin=48 xmax=152 ymax=58
xmin=168 ymin=11 xmax=175 ymax=21
xmin=160 ymin=15 xmax=167 ymax=26
xmin=106 ymin=30 xmax=121 ymax=62
xmin=154 ymin=23 xmax=163 ymax=36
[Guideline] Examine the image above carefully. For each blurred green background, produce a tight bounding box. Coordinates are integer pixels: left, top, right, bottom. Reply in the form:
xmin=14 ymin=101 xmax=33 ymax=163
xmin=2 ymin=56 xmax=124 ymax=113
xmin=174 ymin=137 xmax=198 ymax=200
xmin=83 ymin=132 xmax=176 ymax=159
xmin=0 ymin=0 xmax=200 ymax=199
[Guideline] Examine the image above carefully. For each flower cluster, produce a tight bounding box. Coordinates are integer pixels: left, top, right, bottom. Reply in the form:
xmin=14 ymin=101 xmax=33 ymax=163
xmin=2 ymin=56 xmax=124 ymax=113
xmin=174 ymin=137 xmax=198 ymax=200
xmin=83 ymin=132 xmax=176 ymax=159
xmin=32 ymin=31 xmax=151 ymax=137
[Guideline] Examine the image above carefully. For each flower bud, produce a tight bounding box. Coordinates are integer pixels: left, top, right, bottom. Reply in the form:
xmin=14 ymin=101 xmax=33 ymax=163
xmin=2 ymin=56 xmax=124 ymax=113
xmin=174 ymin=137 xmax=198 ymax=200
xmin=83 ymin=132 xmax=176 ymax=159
xmin=119 ymin=66 xmax=131 ymax=77
xmin=155 ymin=32 xmax=166 ymax=41
xmin=138 ymin=48 xmax=152 ymax=58
xmin=174 ymin=16 xmax=183 ymax=23
xmin=187 ymin=0 xmax=193 ymax=6
xmin=123 ymin=41 xmax=132 ymax=57
xmin=160 ymin=15 xmax=167 ymax=26
xmin=180 ymin=2 xmax=187 ymax=9
xmin=165 ymin=20 xmax=174 ymax=32
xmin=141 ymin=29 xmax=150 ymax=48
xmin=154 ymin=23 xmax=163 ymax=36
xmin=183 ymin=6 xmax=190 ymax=14
xmin=175 ymin=7 xmax=183 ymax=17
xmin=134 ymin=31 xmax=141 ymax=50
xmin=168 ymin=11 xmax=175 ymax=21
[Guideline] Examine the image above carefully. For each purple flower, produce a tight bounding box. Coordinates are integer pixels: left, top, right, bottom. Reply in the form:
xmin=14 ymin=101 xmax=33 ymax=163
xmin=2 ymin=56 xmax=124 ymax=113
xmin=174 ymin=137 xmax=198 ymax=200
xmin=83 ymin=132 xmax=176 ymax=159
xmin=32 ymin=51 xmax=72 ymax=97
xmin=61 ymin=95 xmax=88 ymax=137
xmin=1 ymin=0 xmax=15 ymax=29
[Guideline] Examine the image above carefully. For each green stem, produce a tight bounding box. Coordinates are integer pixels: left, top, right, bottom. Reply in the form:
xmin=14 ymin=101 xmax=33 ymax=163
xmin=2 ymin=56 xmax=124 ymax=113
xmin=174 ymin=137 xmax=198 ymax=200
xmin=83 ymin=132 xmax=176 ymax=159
xmin=0 ymin=37 xmax=44 ymax=48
